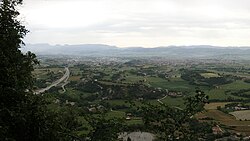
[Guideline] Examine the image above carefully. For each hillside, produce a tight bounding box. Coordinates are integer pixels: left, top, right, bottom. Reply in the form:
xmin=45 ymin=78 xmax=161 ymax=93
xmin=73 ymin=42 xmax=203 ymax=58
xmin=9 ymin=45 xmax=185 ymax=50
xmin=22 ymin=44 xmax=250 ymax=60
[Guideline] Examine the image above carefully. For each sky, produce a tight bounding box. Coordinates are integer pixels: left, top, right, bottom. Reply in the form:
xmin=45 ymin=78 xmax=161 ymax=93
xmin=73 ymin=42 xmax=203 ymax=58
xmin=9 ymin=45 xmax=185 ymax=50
xmin=19 ymin=0 xmax=250 ymax=47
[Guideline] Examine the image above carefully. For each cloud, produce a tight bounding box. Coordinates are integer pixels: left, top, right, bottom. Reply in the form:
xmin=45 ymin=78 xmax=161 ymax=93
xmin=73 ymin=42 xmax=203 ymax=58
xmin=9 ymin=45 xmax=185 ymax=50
xmin=20 ymin=0 xmax=250 ymax=47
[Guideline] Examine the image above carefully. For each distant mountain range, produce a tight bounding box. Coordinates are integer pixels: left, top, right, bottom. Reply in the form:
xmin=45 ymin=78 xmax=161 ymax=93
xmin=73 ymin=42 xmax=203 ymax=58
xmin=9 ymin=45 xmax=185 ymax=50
xmin=21 ymin=44 xmax=250 ymax=60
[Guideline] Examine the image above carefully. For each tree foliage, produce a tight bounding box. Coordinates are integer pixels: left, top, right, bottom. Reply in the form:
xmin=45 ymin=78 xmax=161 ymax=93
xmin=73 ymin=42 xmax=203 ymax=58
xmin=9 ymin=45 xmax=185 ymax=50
xmin=0 ymin=0 xmax=37 ymax=92
xmin=0 ymin=1 xmax=80 ymax=140
xmin=181 ymin=69 xmax=233 ymax=87
xmin=85 ymin=115 xmax=125 ymax=141
xmin=140 ymin=90 xmax=212 ymax=141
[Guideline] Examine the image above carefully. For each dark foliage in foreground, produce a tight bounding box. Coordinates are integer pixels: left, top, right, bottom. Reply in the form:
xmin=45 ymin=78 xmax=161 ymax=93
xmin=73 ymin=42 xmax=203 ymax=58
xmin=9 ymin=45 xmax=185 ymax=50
xmin=140 ymin=90 xmax=213 ymax=141
xmin=0 ymin=1 xmax=80 ymax=140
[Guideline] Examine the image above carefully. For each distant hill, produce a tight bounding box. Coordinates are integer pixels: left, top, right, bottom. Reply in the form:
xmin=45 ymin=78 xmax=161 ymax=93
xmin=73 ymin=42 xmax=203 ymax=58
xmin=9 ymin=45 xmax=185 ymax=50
xmin=22 ymin=44 xmax=118 ymax=55
xmin=22 ymin=44 xmax=250 ymax=60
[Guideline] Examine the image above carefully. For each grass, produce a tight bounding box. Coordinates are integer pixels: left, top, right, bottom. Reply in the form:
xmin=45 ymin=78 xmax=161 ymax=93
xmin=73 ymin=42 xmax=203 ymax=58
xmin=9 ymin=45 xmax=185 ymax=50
xmin=69 ymin=76 xmax=81 ymax=81
xmin=64 ymin=88 xmax=93 ymax=101
xmin=126 ymin=118 xmax=143 ymax=125
xmin=47 ymin=67 xmax=64 ymax=72
xmin=204 ymin=102 xmax=231 ymax=110
xmin=33 ymin=67 xmax=64 ymax=80
xmin=147 ymin=77 xmax=195 ymax=91
xmin=206 ymin=89 xmax=228 ymax=100
xmin=245 ymin=91 xmax=250 ymax=95
xmin=34 ymin=67 xmax=63 ymax=74
xmin=99 ymin=81 xmax=126 ymax=86
xmin=197 ymin=109 xmax=250 ymax=125
xmin=124 ymin=75 xmax=145 ymax=83
xmin=146 ymin=96 xmax=185 ymax=109
xmin=160 ymin=97 xmax=184 ymax=107
xmin=32 ymin=69 xmax=47 ymax=75
xmin=106 ymin=111 xmax=143 ymax=125
xmin=211 ymin=69 xmax=250 ymax=78
xmin=197 ymin=109 xmax=250 ymax=135
xmin=222 ymin=80 xmax=250 ymax=90
xmin=107 ymin=100 xmax=130 ymax=106
xmin=107 ymin=100 xmax=144 ymax=107
xmin=205 ymin=80 xmax=250 ymax=100
xmin=200 ymin=72 xmax=220 ymax=78
xmin=119 ymin=67 xmax=136 ymax=71
xmin=230 ymin=110 xmax=250 ymax=120
xmin=102 ymin=75 xmax=112 ymax=81
xmin=77 ymin=116 xmax=91 ymax=136
xmin=105 ymin=110 xmax=126 ymax=119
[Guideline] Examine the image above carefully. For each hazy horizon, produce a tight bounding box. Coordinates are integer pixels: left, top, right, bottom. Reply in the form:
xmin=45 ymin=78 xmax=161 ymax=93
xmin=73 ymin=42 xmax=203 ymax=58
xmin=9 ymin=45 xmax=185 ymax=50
xmin=25 ymin=43 xmax=250 ymax=49
xmin=20 ymin=0 xmax=250 ymax=47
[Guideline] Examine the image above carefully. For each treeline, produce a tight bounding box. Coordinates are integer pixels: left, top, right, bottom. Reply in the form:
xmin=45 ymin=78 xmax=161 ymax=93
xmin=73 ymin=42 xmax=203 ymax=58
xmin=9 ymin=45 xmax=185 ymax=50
xmin=230 ymin=89 xmax=250 ymax=98
xmin=213 ymin=67 xmax=250 ymax=73
xmin=180 ymin=69 xmax=235 ymax=87
xmin=74 ymin=80 xmax=165 ymax=100
xmin=244 ymin=79 xmax=250 ymax=83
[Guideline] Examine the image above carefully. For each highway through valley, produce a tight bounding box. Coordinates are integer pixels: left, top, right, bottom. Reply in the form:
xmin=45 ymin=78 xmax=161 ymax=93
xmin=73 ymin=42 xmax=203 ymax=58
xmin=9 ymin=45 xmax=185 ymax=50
xmin=34 ymin=67 xmax=70 ymax=94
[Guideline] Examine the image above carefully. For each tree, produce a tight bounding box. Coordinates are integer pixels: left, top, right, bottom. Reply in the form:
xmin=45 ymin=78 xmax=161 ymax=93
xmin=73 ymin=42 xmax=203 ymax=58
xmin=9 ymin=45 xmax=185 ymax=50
xmin=0 ymin=0 xmax=37 ymax=92
xmin=0 ymin=1 xmax=80 ymax=140
xmin=0 ymin=0 xmax=39 ymax=139
xmin=140 ymin=90 xmax=213 ymax=141
xmin=86 ymin=115 xmax=125 ymax=141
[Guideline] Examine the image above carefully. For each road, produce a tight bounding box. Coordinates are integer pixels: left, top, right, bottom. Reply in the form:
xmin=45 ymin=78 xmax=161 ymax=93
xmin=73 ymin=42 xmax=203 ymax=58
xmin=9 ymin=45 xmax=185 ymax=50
xmin=157 ymin=93 xmax=183 ymax=110
xmin=157 ymin=95 xmax=168 ymax=104
xmin=34 ymin=67 xmax=70 ymax=94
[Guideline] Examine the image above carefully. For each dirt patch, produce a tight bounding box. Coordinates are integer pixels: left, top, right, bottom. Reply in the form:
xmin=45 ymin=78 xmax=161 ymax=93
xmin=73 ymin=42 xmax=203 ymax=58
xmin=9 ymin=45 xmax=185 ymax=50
xmin=119 ymin=132 xmax=154 ymax=141
xmin=205 ymin=102 xmax=231 ymax=110
xmin=230 ymin=110 xmax=250 ymax=120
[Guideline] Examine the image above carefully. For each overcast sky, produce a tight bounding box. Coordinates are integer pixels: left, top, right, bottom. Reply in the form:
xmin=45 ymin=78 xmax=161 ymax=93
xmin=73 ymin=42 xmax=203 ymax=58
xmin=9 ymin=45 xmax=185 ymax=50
xmin=19 ymin=0 xmax=250 ymax=47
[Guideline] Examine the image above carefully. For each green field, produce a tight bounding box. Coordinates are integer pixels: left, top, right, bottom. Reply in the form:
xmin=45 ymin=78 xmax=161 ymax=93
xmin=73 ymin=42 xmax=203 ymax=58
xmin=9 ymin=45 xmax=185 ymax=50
xmin=123 ymin=75 xmax=144 ymax=83
xmin=106 ymin=110 xmax=126 ymax=118
xmin=222 ymin=80 xmax=250 ymax=90
xmin=147 ymin=77 xmax=196 ymax=91
xmin=206 ymin=80 xmax=250 ymax=100
xmin=160 ymin=97 xmax=184 ymax=107
xmin=200 ymin=72 xmax=220 ymax=78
